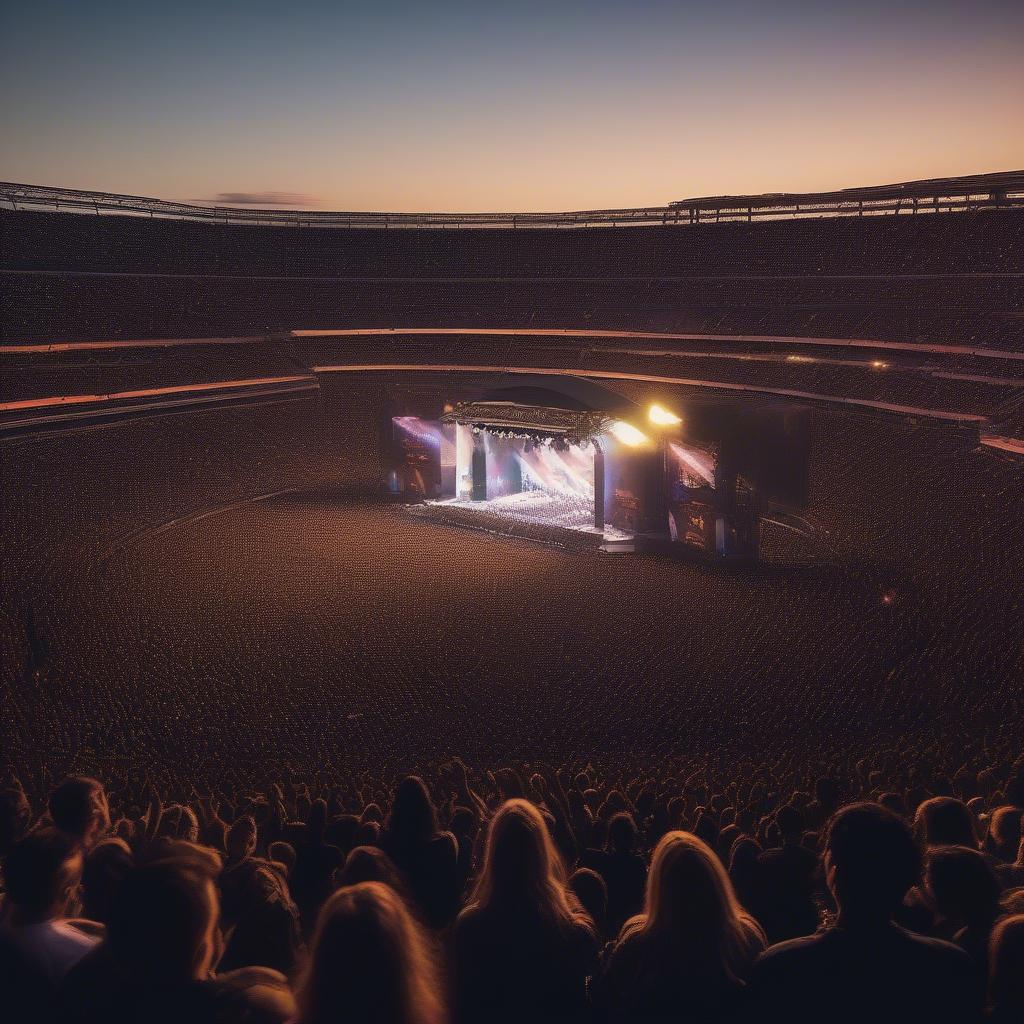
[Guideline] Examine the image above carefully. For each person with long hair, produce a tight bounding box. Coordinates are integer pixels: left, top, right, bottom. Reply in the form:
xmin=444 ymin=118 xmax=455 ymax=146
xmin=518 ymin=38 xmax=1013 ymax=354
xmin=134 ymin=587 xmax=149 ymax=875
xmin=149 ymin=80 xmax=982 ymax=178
xmin=453 ymin=798 xmax=596 ymax=1024
xmin=295 ymin=881 xmax=445 ymax=1024
xmin=381 ymin=776 xmax=459 ymax=929
xmin=594 ymin=830 xmax=765 ymax=1022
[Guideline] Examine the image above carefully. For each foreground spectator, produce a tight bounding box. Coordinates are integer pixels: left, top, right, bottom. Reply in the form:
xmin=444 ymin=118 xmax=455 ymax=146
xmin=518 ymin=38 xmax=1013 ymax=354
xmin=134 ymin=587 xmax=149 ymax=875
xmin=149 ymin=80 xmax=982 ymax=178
xmin=987 ymin=914 xmax=1024 ymax=1023
xmin=80 ymin=838 xmax=133 ymax=926
xmin=925 ymin=845 xmax=1001 ymax=977
xmin=0 ymin=784 xmax=32 ymax=858
xmin=290 ymin=800 xmax=345 ymax=933
xmin=915 ymin=796 xmax=978 ymax=850
xmin=295 ymin=880 xmax=444 ymax=1024
xmin=747 ymin=803 xmax=980 ymax=1023
xmin=581 ymin=811 xmax=647 ymax=938
xmin=382 ymin=776 xmax=460 ymax=930
xmin=59 ymin=842 xmax=293 ymax=1023
xmin=453 ymin=798 xmax=596 ymax=1024
xmin=1 ymin=829 xmax=98 ymax=987
xmin=48 ymin=777 xmax=110 ymax=851
xmin=595 ymin=830 xmax=765 ymax=1022
xmin=752 ymin=803 xmax=819 ymax=942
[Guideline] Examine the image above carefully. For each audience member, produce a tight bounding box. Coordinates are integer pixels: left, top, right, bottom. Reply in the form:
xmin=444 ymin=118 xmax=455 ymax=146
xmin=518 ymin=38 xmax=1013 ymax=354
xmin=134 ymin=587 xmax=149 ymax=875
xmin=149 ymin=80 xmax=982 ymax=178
xmin=987 ymin=914 xmax=1024 ymax=1023
xmin=1 ymin=829 xmax=98 ymax=985
xmin=926 ymin=845 xmax=1001 ymax=976
xmin=59 ymin=841 xmax=294 ymax=1023
xmin=2 ymin=754 xmax=1023 ymax=1024
xmin=746 ymin=802 xmax=980 ymax=1022
xmin=295 ymin=881 xmax=444 ymax=1024
xmin=453 ymin=799 xmax=596 ymax=1024
xmin=382 ymin=776 xmax=460 ymax=929
xmin=581 ymin=811 xmax=647 ymax=937
xmin=80 ymin=838 xmax=133 ymax=925
xmin=48 ymin=777 xmax=109 ymax=851
xmin=751 ymin=803 xmax=819 ymax=942
xmin=594 ymin=830 xmax=765 ymax=1022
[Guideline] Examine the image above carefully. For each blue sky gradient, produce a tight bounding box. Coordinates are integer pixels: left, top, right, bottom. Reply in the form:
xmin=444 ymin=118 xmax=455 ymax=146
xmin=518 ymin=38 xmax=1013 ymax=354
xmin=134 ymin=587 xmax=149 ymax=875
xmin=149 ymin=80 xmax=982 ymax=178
xmin=2 ymin=1 xmax=1022 ymax=210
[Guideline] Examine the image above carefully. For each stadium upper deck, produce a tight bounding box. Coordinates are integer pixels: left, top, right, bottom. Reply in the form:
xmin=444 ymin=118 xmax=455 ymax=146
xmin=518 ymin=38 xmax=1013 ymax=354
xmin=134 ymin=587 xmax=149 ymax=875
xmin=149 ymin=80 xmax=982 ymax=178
xmin=2 ymin=172 xmax=1022 ymax=343
xmin=3 ymin=170 xmax=1023 ymax=227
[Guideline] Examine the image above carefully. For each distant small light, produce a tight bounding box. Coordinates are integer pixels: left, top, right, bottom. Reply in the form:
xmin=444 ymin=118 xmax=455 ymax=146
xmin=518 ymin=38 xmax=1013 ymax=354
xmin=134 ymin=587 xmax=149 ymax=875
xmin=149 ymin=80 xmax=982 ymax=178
xmin=609 ymin=420 xmax=649 ymax=447
xmin=871 ymin=360 xmax=889 ymax=369
xmin=786 ymin=355 xmax=815 ymax=363
xmin=648 ymin=403 xmax=682 ymax=426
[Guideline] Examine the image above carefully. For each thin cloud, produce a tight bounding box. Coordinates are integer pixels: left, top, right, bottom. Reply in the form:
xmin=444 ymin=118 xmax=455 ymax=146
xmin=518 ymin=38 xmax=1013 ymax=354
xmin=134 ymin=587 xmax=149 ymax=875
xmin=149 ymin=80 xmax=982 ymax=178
xmin=205 ymin=191 xmax=323 ymax=207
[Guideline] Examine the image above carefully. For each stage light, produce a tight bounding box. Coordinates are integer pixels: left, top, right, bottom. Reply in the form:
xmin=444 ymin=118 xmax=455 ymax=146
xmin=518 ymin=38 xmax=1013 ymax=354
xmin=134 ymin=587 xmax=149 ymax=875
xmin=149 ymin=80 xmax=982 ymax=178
xmin=609 ymin=420 xmax=649 ymax=447
xmin=648 ymin=403 xmax=682 ymax=426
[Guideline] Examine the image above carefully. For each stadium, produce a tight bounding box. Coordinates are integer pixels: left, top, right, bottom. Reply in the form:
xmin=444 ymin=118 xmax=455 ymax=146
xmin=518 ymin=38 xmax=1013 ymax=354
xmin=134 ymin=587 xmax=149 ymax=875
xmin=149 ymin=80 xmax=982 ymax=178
xmin=3 ymin=167 xmax=1024 ymax=1022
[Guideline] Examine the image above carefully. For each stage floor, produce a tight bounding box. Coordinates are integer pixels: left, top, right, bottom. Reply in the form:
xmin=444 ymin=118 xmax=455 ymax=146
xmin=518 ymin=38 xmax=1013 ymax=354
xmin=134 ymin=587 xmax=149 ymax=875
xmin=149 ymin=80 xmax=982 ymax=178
xmin=431 ymin=490 xmax=633 ymax=542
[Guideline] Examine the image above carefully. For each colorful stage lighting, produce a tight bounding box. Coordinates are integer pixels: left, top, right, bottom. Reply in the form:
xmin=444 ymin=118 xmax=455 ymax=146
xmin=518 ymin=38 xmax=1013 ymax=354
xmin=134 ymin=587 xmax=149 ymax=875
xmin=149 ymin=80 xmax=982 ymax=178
xmin=609 ymin=420 xmax=649 ymax=447
xmin=648 ymin=403 xmax=682 ymax=426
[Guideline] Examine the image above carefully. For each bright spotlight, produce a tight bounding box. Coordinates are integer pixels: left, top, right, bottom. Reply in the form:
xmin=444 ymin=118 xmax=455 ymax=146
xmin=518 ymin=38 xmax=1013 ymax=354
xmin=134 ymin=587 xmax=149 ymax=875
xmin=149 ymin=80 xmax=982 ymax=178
xmin=609 ymin=420 xmax=649 ymax=447
xmin=648 ymin=403 xmax=682 ymax=426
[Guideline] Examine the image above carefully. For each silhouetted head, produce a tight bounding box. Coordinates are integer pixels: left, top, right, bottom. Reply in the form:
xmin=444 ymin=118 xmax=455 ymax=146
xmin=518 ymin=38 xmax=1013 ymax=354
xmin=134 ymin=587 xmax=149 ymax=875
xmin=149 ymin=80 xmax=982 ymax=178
xmin=693 ymin=812 xmax=719 ymax=850
xmin=107 ymin=844 xmax=221 ymax=984
xmin=878 ymin=792 xmax=906 ymax=817
xmin=776 ymin=804 xmax=804 ymax=844
xmin=989 ymin=914 xmax=1024 ymax=1017
xmin=989 ymin=806 xmax=1023 ymax=860
xmin=624 ymin=830 xmax=764 ymax=980
xmin=825 ymin=803 xmax=920 ymax=924
xmin=468 ymin=798 xmax=586 ymax=932
xmin=449 ymin=805 xmax=477 ymax=842
xmin=297 ymin=881 xmax=443 ymax=1024
xmin=481 ymin=799 xmax=557 ymax=898
xmin=48 ymin=776 xmax=109 ymax=849
xmin=157 ymin=804 xmax=200 ymax=844
xmin=226 ymin=814 xmax=258 ymax=862
xmin=307 ymin=798 xmax=329 ymax=842
xmin=3 ymin=828 xmax=83 ymax=924
xmin=728 ymin=835 xmax=762 ymax=901
xmin=926 ymin=845 xmax=1001 ymax=928
xmin=1005 ymin=773 xmax=1024 ymax=809
xmin=569 ymin=867 xmax=607 ymax=933
xmin=914 ymin=797 xmax=976 ymax=849
xmin=387 ymin=776 xmax=438 ymax=850
xmin=269 ymin=840 xmax=296 ymax=876
xmin=339 ymin=845 xmax=406 ymax=896
xmin=0 ymin=787 xmax=32 ymax=857
xmin=607 ymin=811 xmax=637 ymax=855
xmin=81 ymin=836 xmax=133 ymax=924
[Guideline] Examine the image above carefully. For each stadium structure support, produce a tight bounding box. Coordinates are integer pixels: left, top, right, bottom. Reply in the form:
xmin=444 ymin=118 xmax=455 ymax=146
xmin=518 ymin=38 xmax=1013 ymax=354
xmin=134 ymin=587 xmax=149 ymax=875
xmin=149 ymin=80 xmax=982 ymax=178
xmin=1 ymin=171 xmax=1021 ymax=230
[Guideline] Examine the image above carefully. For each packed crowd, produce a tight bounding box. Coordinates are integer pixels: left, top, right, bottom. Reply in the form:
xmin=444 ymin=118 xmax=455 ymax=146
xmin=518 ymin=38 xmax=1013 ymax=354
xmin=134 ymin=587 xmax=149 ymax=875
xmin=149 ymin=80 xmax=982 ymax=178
xmin=5 ymin=205 xmax=1021 ymax=347
xmin=2 ymin=752 xmax=1024 ymax=1023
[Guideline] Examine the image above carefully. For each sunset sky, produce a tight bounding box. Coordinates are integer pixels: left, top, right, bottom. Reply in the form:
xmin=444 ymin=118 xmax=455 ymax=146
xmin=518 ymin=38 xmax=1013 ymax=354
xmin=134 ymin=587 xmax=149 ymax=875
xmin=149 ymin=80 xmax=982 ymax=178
xmin=2 ymin=1 xmax=1022 ymax=211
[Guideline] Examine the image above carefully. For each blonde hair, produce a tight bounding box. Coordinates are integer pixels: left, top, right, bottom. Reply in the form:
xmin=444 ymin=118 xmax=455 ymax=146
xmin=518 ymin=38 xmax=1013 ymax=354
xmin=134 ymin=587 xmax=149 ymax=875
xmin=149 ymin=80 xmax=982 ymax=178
xmin=297 ymin=881 xmax=445 ymax=1024
xmin=619 ymin=831 xmax=764 ymax=983
xmin=465 ymin=799 xmax=592 ymax=934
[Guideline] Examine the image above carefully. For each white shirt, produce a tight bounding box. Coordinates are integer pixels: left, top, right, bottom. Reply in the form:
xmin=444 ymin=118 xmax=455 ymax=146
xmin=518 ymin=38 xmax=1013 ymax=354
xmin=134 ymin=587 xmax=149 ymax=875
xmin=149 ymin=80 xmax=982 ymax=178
xmin=12 ymin=920 xmax=100 ymax=983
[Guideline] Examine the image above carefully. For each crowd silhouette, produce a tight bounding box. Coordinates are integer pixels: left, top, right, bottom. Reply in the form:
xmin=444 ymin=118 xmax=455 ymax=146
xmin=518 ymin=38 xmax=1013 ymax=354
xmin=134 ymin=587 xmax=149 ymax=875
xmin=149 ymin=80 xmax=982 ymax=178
xmin=2 ymin=754 xmax=1024 ymax=1023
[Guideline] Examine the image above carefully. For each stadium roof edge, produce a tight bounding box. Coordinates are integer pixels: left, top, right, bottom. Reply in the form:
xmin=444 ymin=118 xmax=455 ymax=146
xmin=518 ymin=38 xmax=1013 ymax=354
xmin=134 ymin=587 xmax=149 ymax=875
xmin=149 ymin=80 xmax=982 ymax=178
xmin=668 ymin=170 xmax=1024 ymax=211
xmin=2 ymin=170 xmax=1022 ymax=229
